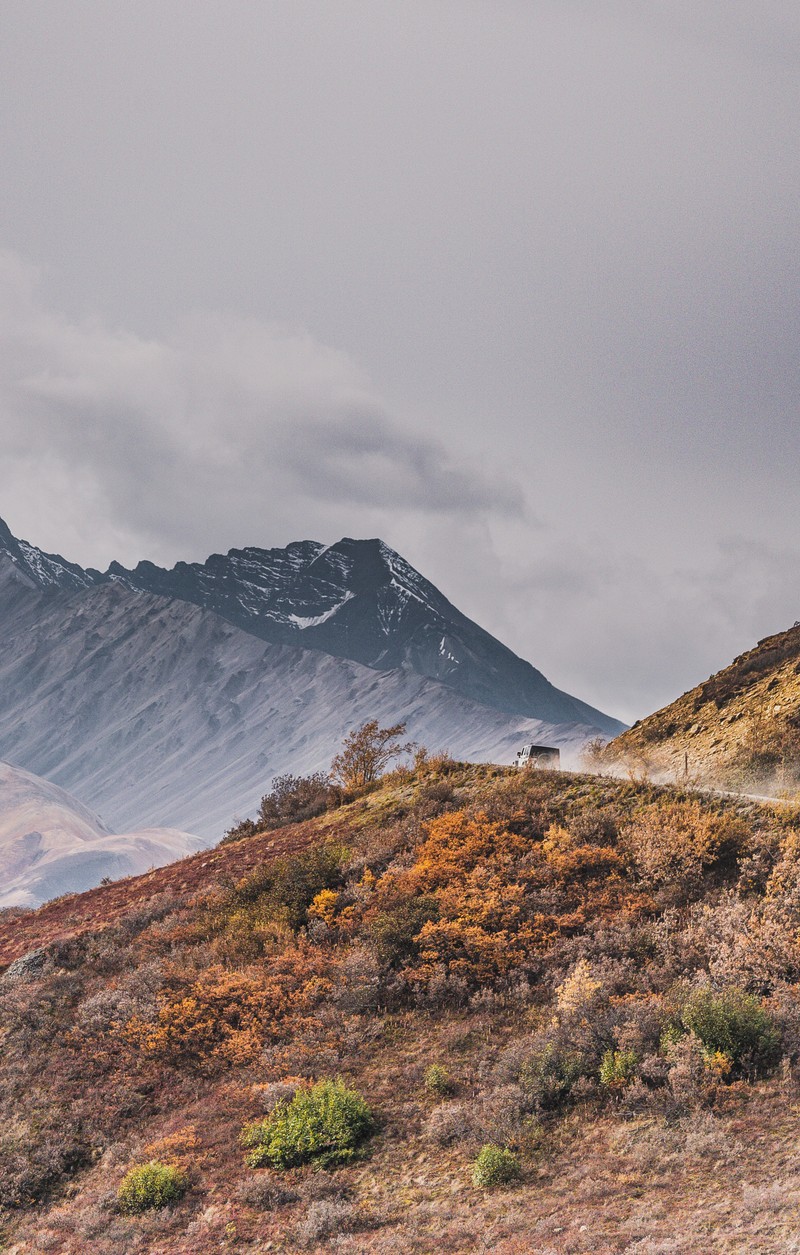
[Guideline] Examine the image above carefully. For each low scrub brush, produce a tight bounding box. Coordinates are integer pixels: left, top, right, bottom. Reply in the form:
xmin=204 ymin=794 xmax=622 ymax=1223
xmin=241 ymin=1078 xmax=374 ymax=1169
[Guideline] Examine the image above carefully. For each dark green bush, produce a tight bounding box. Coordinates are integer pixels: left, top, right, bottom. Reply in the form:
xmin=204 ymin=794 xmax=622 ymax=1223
xmin=116 ymin=1160 xmax=188 ymax=1213
xmin=241 ymin=1079 xmax=374 ymax=1169
xmin=471 ymin=1144 xmax=522 ymax=1189
xmin=367 ymin=894 xmax=439 ymax=966
xmin=518 ymin=1041 xmax=588 ymax=1111
xmin=678 ymin=986 xmax=780 ymax=1075
xmin=258 ymin=773 xmax=336 ymax=829
xmin=234 ymin=843 xmax=347 ymax=929
xmin=223 ymin=817 xmax=258 ymax=844
xmin=222 ymin=774 xmax=338 ymax=843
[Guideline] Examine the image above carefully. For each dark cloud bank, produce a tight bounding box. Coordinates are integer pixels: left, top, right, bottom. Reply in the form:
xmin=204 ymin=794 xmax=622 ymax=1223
xmin=1 ymin=2 xmax=799 ymax=723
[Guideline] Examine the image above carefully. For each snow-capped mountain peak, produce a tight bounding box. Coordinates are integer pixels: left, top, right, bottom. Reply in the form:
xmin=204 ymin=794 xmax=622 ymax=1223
xmin=0 ymin=516 xmax=102 ymax=592
xmin=0 ymin=518 xmax=624 ymax=732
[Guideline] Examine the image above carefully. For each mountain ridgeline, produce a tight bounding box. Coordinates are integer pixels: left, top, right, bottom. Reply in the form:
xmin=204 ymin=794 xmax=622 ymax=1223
xmin=102 ymin=538 xmax=613 ymax=730
xmin=0 ymin=517 xmax=623 ymax=838
xmin=0 ymin=520 xmax=624 ymax=730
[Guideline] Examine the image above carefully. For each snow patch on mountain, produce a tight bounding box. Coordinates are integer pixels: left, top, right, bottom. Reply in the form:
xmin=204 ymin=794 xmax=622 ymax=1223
xmin=288 ymin=592 xmax=354 ymax=629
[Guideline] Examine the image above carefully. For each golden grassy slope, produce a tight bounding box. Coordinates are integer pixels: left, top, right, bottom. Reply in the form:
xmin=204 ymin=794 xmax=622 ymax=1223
xmin=602 ymin=623 xmax=800 ymax=793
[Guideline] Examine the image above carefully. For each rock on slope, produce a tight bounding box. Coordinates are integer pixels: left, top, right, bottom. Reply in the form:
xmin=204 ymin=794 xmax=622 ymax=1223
xmin=603 ymin=622 xmax=800 ymax=790
xmin=0 ymin=759 xmax=202 ymax=908
xmin=0 ymin=555 xmax=599 ymax=838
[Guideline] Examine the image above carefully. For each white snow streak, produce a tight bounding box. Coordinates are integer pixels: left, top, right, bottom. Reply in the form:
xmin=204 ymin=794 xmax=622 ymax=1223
xmin=288 ymin=592 xmax=354 ymax=629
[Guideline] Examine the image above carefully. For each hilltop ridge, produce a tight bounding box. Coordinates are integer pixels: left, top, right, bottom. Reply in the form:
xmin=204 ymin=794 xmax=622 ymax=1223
xmin=602 ymin=621 xmax=800 ymax=792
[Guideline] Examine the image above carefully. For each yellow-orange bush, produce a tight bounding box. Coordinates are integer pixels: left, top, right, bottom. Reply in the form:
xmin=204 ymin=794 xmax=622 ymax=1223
xmin=123 ymin=948 xmax=334 ymax=1070
xmin=363 ymin=809 xmax=634 ymax=987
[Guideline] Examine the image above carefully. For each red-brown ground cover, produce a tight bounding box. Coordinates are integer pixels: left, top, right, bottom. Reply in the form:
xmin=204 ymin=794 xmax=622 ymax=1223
xmin=1 ymin=764 xmax=800 ymax=1253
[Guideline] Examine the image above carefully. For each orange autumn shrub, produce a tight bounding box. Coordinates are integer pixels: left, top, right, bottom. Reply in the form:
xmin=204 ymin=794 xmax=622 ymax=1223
xmin=405 ymin=811 xmax=531 ymax=890
xmin=541 ymin=823 xmax=625 ymax=880
xmin=124 ymin=947 xmax=333 ymax=1070
xmin=364 ymin=810 xmax=634 ymax=989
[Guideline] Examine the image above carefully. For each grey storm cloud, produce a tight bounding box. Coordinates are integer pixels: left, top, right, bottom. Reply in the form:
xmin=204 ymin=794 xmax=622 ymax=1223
xmin=280 ymin=413 xmax=521 ymax=514
xmin=1 ymin=1 xmax=800 ymax=723
xmin=0 ymin=254 xmax=522 ymax=563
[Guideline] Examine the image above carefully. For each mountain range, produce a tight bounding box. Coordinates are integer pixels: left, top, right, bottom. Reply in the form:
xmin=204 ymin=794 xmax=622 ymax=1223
xmin=0 ymin=516 xmax=624 ymax=865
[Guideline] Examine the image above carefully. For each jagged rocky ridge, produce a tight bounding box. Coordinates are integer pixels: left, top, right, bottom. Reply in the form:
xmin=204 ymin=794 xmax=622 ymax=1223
xmin=0 ymin=518 xmax=624 ymax=842
xmin=0 ymin=519 xmax=622 ymax=734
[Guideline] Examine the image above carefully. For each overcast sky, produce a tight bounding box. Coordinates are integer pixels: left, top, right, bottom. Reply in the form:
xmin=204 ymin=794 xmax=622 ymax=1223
xmin=1 ymin=1 xmax=799 ymax=723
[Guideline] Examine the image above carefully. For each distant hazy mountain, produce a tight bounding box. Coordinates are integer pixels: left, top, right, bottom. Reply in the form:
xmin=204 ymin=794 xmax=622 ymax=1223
xmin=0 ymin=519 xmax=622 ymax=735
xmin=0 ymin=759 xmax=202 ymax=908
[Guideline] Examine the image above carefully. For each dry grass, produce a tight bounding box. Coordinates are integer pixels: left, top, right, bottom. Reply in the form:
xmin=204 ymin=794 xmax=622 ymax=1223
xmin=603 ymin=621 xmax=800 ymax=797
xmin=1 ymin=765 xmax=800 ymax=1252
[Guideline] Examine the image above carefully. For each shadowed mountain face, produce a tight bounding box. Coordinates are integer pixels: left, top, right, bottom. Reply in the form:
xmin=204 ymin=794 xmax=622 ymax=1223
xmin=0 ymin=521 xmax=623 ymax=734
xmin=107 ymin=537 xmax=623 ymax=730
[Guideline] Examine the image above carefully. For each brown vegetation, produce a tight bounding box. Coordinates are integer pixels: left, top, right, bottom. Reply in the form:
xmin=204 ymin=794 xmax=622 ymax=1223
xmin=1 ymin=761 xmax=800 ymax=1251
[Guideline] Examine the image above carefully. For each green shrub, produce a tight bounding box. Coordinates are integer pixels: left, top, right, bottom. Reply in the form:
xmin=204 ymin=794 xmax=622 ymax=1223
xmin=678 ymin=987 xmax=780 ymax=1076
xmin=223 ymin=817 xmax=258 ymax=844
xmin=518 ymin=1041 xmax=588 ymax=1110
xmin=117 ymin=1160 xmax=188 ymax=1214
xmin=660 ymin=1023 xmax=683 ymax=1053
xmin=258 ymin=773 xmax=335 ymax=830
xmin=233 ymin=843 xmax=347 ymax=929
xmin=367 ymin=894 xmax=439 ymax=966
xmin=423 ymin=1064 xmax=453 ymax=1097
xmin=599 ymin=1048 xmax=638 ymax=1091
xmin=471 ymin=1144 xmax=522 ymax=1189
xmin=241 ymin=1079 xmax=374 ymax=1169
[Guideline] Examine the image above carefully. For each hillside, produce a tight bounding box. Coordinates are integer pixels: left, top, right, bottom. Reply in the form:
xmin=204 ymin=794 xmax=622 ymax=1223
xmin=0 ymin=517 xmax=624 ymax=735
xmin=2 ymin=762 xmax=800 ymax=1252
xmin=602 ymin=622 xmax=800 ymax=793
xmin=0 ymin=760 xmax=202 ymax=908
